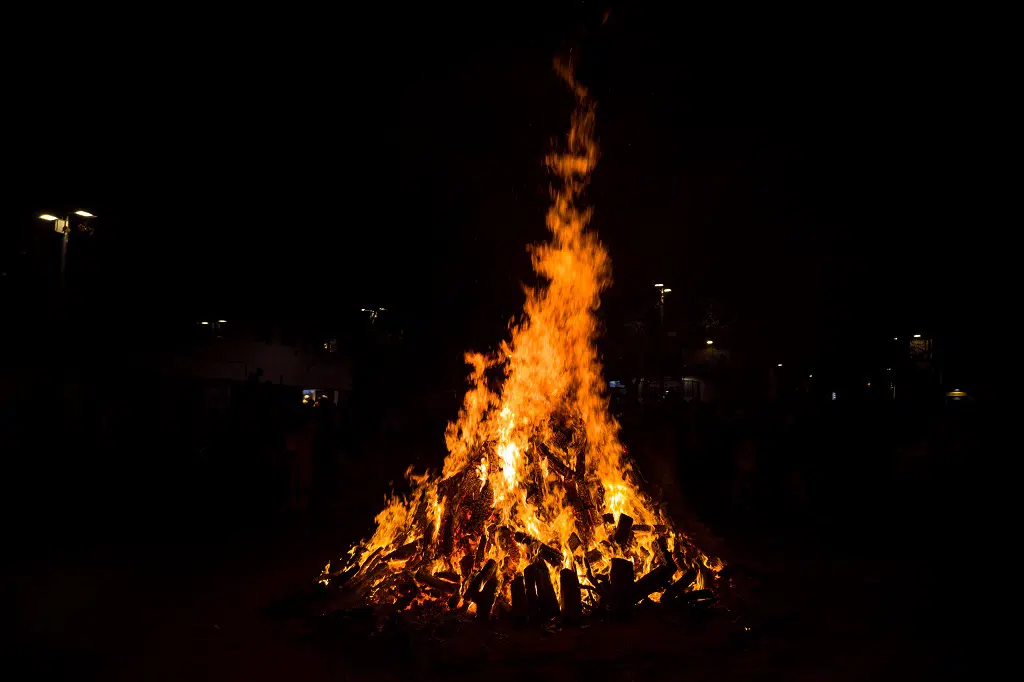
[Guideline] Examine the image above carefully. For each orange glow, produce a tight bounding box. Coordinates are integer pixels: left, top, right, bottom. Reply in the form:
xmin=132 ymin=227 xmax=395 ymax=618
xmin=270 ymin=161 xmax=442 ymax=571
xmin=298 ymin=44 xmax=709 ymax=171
xmin=322 ymin=59 xmax=720 ymax=616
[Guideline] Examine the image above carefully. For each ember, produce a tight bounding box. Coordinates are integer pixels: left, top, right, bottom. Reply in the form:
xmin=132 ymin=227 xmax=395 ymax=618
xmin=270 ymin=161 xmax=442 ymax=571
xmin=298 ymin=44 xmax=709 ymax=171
xmin=318 ymin=59 xmax=723 ymax=624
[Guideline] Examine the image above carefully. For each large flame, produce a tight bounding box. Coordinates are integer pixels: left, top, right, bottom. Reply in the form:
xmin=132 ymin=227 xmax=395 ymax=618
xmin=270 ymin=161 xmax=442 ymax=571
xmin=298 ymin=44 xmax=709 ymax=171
xmin=322 ymin=60 xmax=720 ymax=614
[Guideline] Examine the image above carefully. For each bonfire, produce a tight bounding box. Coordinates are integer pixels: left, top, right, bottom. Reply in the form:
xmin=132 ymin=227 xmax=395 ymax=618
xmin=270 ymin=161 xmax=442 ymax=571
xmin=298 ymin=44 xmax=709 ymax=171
xmin=318 ymin=60 xmax=722 ymax=624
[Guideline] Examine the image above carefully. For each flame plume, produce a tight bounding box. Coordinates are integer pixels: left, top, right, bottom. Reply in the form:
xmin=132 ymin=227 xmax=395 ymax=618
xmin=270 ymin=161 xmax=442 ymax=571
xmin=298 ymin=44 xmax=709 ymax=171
xmin=322 ymin=60 xmax=721 ymax=615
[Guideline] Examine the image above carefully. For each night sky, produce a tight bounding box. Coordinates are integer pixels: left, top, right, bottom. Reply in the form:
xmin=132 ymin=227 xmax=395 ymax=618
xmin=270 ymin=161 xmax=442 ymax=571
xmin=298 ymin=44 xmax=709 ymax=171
xmin=7 ymin=5 xmax=988 ymax=376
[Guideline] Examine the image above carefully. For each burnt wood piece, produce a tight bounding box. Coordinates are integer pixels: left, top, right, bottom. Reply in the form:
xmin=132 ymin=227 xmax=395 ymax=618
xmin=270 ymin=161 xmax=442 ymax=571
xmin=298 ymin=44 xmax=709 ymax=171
xmin=384 ymin=542 xmax=419 ymax=562
xmin=511 ymin=574 xmax=528 ymax=621
xmin=609 ymin=558 xmax=635 ymax=592
xmin=663 ymin=568 xmax=698 ymax=601
xmin=476 ymin=576 xmax=499 ymax=622
xmin=474 ymin=534 xmax=489 ymax=565
xmin=574 ymin=442 xmax=586 ymax=479
xmin=608 ymin=558 xmax=635 ymax=611
xmin=465 ymin=558 xmax=497 ymax=600
xmin=653 ymin=536 xmax=673 ymax=568
xmin=394 ymin=586 xmax=420 ymax=611
xmin=460 ymin=554 xmax=475 ymax=583
xmin=434 ymin=571 xmax=461 ymax=583
xmin=331 ymin=564 xmax=360 ymax=587
xmin=653 ymin=524 xmax=667 ymax=534
xmin=359 ymin=547 xmax=384 ymax=573
xmin=523 ymin=564 xmax=540 ymax=619
xmin=568 ymin=532 xmax=582 ymax=553
xmin=512 ymin=531 xmax=534 ymax=545
xmin=559 ymin=568 xmax=583 ymax=622
xmin=532 ymin=561 xmax=560 ymax=619
xmin=584 ymin=548 xmax=603 ymax=564
xmin=538 ymin=543 xmax=564 ymax=567
xmin=534 ymin=441 xmax=574 ymax=479
xmin=613 ymin=514 xmax=634 ymax=546
xmin=413 ymin=571 xmax=459 ymax=594
xmin=632 ymin=524 xmax=651 ymax=533
xmin=602 ymin=513 xmax=616 ymax=524
xmin=628 ymin=564 xmax=676 ymax=605
xmin=675 ymin=588 xmax=714 ymax=603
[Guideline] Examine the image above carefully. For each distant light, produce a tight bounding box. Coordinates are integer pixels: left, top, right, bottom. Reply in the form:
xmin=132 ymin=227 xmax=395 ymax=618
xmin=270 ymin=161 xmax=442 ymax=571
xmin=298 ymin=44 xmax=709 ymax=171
xmin=199 ymin=321 xmax=209 ymax=325
xmin=360 ymin=308 xmax=367 ymax=312
xmin=867 ymin=383 xmax=871 ymax=387
xmin=74 ymin=210 xmax=95 ymax=218
xmin=913 ymin=334 xmax=922 ymax=338
xmin=887 ymin=368 xmax=891 ymax=371
xmin=39 ymin=214 xmax=58 ymax=221
xmin=706 ymin=340 xmax=714 ymax=345
xmin=832 ymin=392 xmax=837 ymax=401
xmin=809 ymin=374 xmax=813 ymax=378
xmin=663 ymin=288 xmax=672 ymax=293
xmin=654 ymin=283 xmax=664 ymax=287
xmin=217 ymin=319 xmax=227 ymax=323
xmin=777 ymin=363 xmax=783 ymax=367
xmin=894 ymin=337 xmax=898 ymax=340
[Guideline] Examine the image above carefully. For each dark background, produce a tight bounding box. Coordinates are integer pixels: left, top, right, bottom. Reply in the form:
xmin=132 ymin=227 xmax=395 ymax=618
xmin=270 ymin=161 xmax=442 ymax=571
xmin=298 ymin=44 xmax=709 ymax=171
xmin=6 ymin=4 xmax=995 ymax=374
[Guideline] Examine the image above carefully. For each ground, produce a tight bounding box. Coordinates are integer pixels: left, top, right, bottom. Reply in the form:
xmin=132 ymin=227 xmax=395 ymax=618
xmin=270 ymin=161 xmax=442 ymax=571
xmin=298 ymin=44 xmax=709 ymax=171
xmin=6 ymin=500 xmax=959 ymax=681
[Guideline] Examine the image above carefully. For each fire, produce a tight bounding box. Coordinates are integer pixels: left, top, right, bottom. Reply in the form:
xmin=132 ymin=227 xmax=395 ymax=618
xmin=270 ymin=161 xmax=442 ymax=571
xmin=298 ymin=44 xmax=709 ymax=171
xmin=321 ymin=59 xmax=721 ymax=617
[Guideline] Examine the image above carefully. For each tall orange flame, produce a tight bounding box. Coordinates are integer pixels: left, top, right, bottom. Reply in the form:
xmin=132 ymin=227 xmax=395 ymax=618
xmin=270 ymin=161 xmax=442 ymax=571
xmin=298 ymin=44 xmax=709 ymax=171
xmin=322 ymin=60 xmax=721 ymax=614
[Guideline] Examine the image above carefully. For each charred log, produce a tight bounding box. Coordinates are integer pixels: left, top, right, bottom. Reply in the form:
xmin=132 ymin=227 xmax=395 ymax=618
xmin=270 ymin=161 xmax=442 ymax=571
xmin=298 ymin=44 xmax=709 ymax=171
xmin=609 ymin=558 xmax=635 ymax=592
xmin=413 ymin=571 xmax=459 ymax=595
xmin=602 ymin=513 xmax=615 ymax=524
xmin=523 ymin=563 xmax=540 ymax=619
xmin=628 ymin=564 xmax=676 ymax=605
xmin=532 ymin=561 xmax=560 ymax=619
xmin=568 ymin=532 xmax=582 ymax=553
xmin=538 ymin=543 xmax=564 ymax=567
xmin=584 ymin=548 xmax=603 ymax=564
xmin=559 ymin=568 xmax=582 ymax=622
xmin=663 ymin=568 xmax=698 ymax=601
xmin=465 ymin=558 xmax=497 ymax=600
xmin=511 ymin=574 xmax=528 ymax=621
xmin=675 ymin=588 xmax=714 ymax=603
xmin=434 ymin=571 xmax=460 ymax=583
xmin=384 ymin=542 xmax=419 ymax=562
xmin=476 ymin=576 xmax=499 ymax=622
xmin=613 ymin=513 xmax=634 ymax=546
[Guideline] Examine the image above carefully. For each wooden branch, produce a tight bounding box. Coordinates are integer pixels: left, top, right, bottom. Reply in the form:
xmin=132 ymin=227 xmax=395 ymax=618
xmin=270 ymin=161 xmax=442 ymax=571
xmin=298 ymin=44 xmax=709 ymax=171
xmin=476 ymin=576 xmax=499 ymax=622
xmin=533 ymin=561 xmax=560 ymax=619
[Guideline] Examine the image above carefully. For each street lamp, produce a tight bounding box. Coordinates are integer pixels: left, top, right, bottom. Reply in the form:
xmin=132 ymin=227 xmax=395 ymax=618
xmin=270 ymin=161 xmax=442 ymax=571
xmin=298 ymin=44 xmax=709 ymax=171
xmin=654 ymin=283 xmax=671 ymax=324
xmin=38 ymin=209 xmax=97 ymax=290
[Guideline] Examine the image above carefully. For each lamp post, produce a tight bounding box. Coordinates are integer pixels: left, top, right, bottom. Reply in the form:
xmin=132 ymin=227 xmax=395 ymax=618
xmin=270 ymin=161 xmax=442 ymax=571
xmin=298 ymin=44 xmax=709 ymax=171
xmin=654 ymin=283 xmax=672 ymax=325
xmin=38 ymin=210 xmax=96 ymax=291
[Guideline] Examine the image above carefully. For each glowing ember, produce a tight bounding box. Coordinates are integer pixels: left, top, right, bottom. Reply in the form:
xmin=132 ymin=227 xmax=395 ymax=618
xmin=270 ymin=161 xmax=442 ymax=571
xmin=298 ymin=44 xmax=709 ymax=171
xmin=320 ymin=59 xmax=721 ymax=619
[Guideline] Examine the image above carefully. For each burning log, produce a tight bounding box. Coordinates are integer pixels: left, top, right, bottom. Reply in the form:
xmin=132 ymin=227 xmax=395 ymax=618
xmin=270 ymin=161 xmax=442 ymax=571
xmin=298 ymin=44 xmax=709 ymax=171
xmin=568 ymin=532 xmax=582 ymax=553
xmin=584 ymin=548 xmax=603 ymax=564
xmin=628 ymin=564 xmax=676 ymax=605
xmin=384 ymin=541 xmax=419 ymax=562
xmin=434 ymin=571 xmax=460 ymax=583
xmin=476 ymin=576 xmax=499 ymax=622
xmin=532 ymin=561 xmax=560 ymax=619
xmin=602 ymin=513 xmax=616 ymax=524
xmin=413 ymin=571 xmax=459 ymax=595
xmin=523 ymin=564 xmax=540 ymax=618
xmin=330 ymin=564 xmax=360 ymax=587
xmin=632 ymin=524 xmax=651 ymax=533
xmin=559 ymin=568 xmax=582 ymax=622
xmin=465 ymin=558 xmax=497 ymax=600
xmin=613 ymin=513 xmax=634 ymax=546
xmin=510 ymin=574 xmax=528 ymax=621
xmin=538 ymin=543 xmax=564 ymax=567
xmin=663 ymin=568 xmax=698 ymax=601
